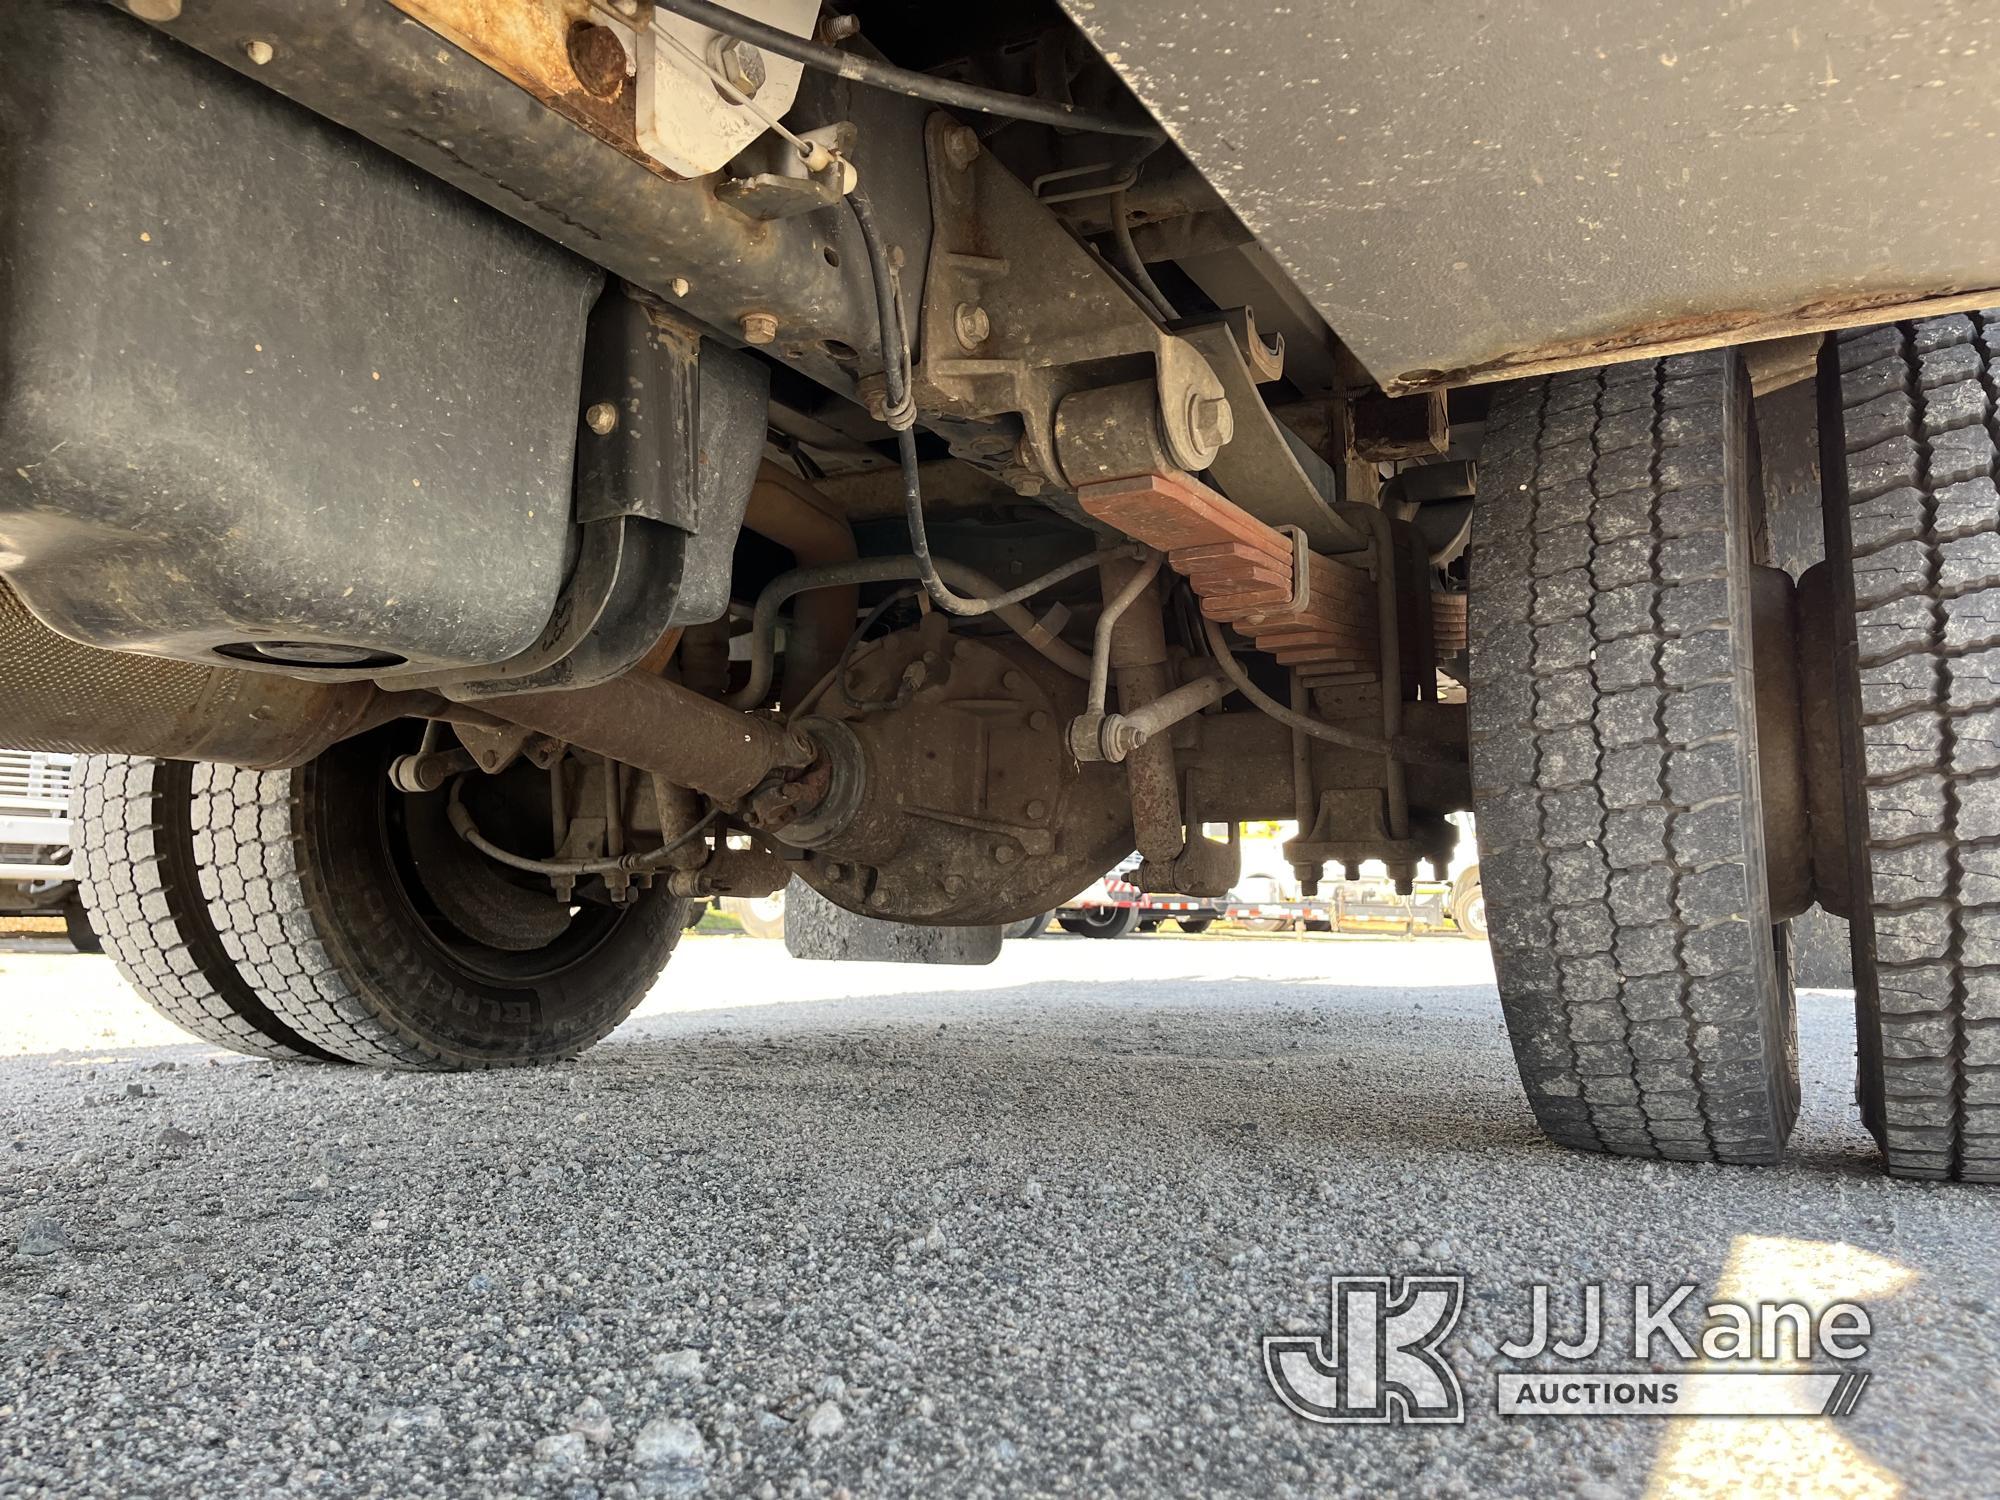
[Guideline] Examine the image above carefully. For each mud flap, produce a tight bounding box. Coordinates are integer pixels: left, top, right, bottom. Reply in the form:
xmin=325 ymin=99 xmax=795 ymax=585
xmin=781 ymin=880 xmax=1002 ymax=966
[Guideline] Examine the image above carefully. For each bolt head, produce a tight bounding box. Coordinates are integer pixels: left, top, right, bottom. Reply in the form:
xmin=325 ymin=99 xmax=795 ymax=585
xmin=125 ymin=0 xmax=182 ymax=20
xmin=1188 ymin=391 xmax=1235 ymax=452
xmin=953 ymin=302 xmax=991 ymax=350
xmin=993 ymin=844 xmax=1020 ymax=866
xmin=244 ymin=39 xmax=275 ymax=65
xmin=711 ymin=35 xmax=767 ymax=98
xmin=740 ymin=311 xmax=779 ymax=345
xmin=943 ymin=125 xmax=981 ymax=170
xmin=1025 ymin=799 xmax=1048 ymax=820
xmin=669 ymin=276 xmax=691 ymax=298
xmin=585 ymin=402 xmax=619 ymax=436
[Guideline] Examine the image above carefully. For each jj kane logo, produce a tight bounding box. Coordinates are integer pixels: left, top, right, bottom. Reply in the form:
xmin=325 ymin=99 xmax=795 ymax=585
xmin=1263 ymin=1276 xmax=1467 ymax=1424
xmin=1264 ymin=1276 xmax=1872 ymax=1425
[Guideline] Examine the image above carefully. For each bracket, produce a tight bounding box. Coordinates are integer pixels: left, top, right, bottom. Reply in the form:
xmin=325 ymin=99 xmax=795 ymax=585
xmin=1134 ymin=777 xmax=1240 ymax=899
xmin=911 ymin=113 xmax=1226 ymax=496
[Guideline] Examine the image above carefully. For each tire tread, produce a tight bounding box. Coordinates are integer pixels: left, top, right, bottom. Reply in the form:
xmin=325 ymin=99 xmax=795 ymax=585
xmin=1835 ymin=313 xmax=2000 ymax=1181
xmin=75 ymin=756 xmax=337 ymax=1062
xmin=1471 ymin=354 xmax=1798 ymax=1164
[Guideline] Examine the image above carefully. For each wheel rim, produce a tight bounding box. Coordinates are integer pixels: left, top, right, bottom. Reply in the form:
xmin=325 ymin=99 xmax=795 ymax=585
xmin=371 ymin=733 xmax=637 ymax=987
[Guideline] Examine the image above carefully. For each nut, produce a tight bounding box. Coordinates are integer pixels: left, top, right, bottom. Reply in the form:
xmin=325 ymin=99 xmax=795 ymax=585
xmin=244 ymin=39 xmax=275 ymax=65
xmin=953 ymin=302 xmax=991 ymax=351
xmin=739 ymin=311 xmax=779 ymax=346
xmin=585 ymin=402 xmax=619 ymax=436
xmin=566 ymin=22 xmax=629 ymax=101
xmin=943 ymin=125 xmax=981 ymax=171
xmin=855 ymin=372 xmax=889 ymax=423
xmin=710 ymin=35 xmax=767 ymax=99
xmin=1187 ymin=392 xmax=1235 ymax=453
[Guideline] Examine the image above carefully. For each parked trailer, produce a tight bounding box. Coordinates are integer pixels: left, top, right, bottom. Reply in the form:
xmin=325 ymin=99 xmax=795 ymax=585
xmin=1227 ymin=880 xmax=1452 ymax=937
xmin=1054 ymin=861 xmax=1221 ymax=939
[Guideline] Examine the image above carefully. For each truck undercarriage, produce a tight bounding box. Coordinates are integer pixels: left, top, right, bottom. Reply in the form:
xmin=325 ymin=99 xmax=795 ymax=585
xmin=6 ymin=0 xmax=1999 ymax=1181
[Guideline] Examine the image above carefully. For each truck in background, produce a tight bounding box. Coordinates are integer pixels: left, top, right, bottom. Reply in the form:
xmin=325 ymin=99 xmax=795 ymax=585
xmin=0 ymin=750 xmax=97 ymax=952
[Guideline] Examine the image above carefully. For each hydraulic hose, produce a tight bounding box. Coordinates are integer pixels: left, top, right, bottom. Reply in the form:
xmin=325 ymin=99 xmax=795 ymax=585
xmin=729 ymin=554 xmax=1101 ymax=709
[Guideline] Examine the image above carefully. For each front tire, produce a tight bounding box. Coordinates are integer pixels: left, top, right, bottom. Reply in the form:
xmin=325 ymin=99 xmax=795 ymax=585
xmin=1469 ymin=351 xmax=1799 ymax=1165
xmin=1450 ymin=866 xmax=1488 ymax=941
xmin=193 ymin=728 xmax=684 ymax=1069
xmin=722 ymin=888 xmax=787 ymax=940
xmin=61 ymin=899 xmax=101 ymax=954
xmin=1230 ymin=876 xmax=1291 ymax=932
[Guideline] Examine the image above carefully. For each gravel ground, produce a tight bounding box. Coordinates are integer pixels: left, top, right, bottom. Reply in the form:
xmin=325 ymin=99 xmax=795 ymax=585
xmin=3 ymin=930 xmax=1997 ymax=1498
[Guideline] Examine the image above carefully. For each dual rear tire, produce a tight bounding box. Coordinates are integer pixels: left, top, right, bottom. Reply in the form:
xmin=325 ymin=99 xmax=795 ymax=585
xmin=1469 ymin=350 xmax=1800 ymax=1165
xmin=1473 ymin=318 xmax=2000 ymax=1182
xmin=77 ymin=730 xmax=683 ymax=1069
xmin=1824 ymin=313 xmax=2000 ymax=1181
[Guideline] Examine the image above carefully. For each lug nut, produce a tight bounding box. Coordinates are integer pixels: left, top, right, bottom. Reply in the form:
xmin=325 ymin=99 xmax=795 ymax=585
xmin=585 ymin=402 xmax=619 ymax=435
xmin=740 ymin=311 xmax=779 ymax=345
